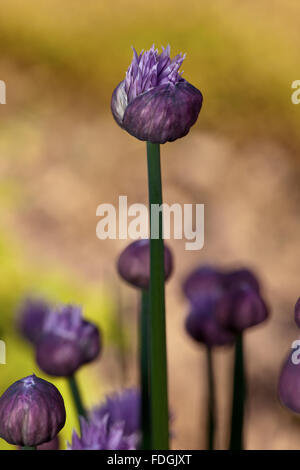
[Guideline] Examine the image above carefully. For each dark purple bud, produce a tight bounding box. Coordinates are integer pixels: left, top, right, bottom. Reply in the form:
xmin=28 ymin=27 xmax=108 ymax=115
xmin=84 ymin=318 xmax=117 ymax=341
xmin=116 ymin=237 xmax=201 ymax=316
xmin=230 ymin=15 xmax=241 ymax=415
xmin=17 ymin=298 xmax=50 ymax=344
xmin=278 ymin=351 xmax=300 ymax=413
xmin=182 ymin=266 xmax=225 ymax=306
xmin=37 ymin=435 xmax=60 ymax=450
xmin=185 ymin=309 xmax=235 ymax=347
xmin=90 ymin=389 xmax=140 ymax=437
xmin=117 ymin=239 xmax=173 ymax=289
xmin=69 ymin=416 xmax=138 ymax=450
xmin=36 ymin=335 xmax=82 ymax=377
xmin=217 ymin=287 xmax=269 ymax=333
xmin=0 ymin=375 xmax=66 ymax=447
xmin=111 ymin=45 xmax=202 ymax=144
xmin=36 ymin=305 xmax=101 ymax=377
xmin=224 ymin=268 xmax=260 ymax=293
xmin=19 ymin=435 xmax=60 ymax=450
xmin=294 ymin=298 xmax=300 ymax=328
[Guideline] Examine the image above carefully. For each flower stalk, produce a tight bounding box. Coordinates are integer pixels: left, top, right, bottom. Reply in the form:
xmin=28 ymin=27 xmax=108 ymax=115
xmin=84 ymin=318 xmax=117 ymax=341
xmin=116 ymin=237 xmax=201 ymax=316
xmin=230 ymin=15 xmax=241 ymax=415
xmin=206 ymin=346 xmax=215 ymax=450
xmin=140 ymin=289 xmax=151 ymax=449
xmin=68 ymin=375 xmax=87 ymax=424
xmin=146 ymin=141 xmax=169 ymax=450
xmin=229 ymin=333 xmax=246 ymax=450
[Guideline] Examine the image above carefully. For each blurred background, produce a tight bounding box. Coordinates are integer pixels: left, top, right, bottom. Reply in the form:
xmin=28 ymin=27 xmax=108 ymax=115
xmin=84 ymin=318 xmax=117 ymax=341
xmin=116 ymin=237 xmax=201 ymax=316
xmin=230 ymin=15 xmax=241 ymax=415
xmin=1 ymin=0 xmax=300 ymax=449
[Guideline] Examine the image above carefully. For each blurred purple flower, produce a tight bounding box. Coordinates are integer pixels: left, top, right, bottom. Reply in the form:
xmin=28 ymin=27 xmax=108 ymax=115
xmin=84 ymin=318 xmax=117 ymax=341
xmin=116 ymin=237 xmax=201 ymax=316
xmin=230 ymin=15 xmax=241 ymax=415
xmin=183 ymin=266 xmax=269 ymax=345
xmin=90 ymin=389 xmax=140 ymax=437
xmin=183 ymin=266 xmax=234 ymax=347
xmin=294 ymin=298 xmax=300 ymax=328
xmin=185 ymin=309 xmax=235 ymax=347
xmin=217 ymin=285 xmax=269 ymax=333
xmin=17 ymin=297 xmax=51 ymax=344
xmin=69 ymin=416 xmax=138 ymax=450
xmin=36 ymin=305 xmax=101 ymax=377
xmin=278 ymin=351 xmax=300 ymax=413
xmin=183 ymin=266 xmax=225 ymax=307
xmin=0 ymin=375 xmax=65 ymax=447
xmin=217 ymin=269 xmax=269 ymax=333
xmin=111 ymin=45 xmax=203 ymax=144
xmin=117 ymin=239 xmax=173 ymax=289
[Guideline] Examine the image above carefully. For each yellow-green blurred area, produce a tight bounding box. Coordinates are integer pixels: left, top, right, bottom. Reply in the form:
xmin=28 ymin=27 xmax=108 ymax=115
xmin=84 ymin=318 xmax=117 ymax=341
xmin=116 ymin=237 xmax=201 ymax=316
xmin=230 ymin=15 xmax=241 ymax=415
xmin=0 ymin=0 xmax=300 ymax=147
xmin=1 ymin=0 xmax=300 ymax=450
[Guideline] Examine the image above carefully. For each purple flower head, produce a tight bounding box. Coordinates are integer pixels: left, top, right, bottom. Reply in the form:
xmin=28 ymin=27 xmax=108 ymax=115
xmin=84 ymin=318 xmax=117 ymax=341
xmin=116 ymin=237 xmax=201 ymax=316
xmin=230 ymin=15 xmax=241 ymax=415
xmin=182 ymin=266 xmax=225 ymax=307
xmin=278 ymin=350 xmax=300 ymax=413
xmin=217 ymin=268 xmax=269 ymax=333
xmin=111 ymin=45 xmax=203 ymax=144
xmin=36 ymin=305 xmax=101 ymax=377
xmin=185 ymin=308 xmax=235 ymax=347
xmin=216 ymin=286 xmax=269 ymax=333
xmin=19 ymin=435 xmax=60 ymax=450
xmin=90 ymin=389 xmax=140 ymax=437
xmin=294 ymin=298 xmax=300 ymax=328
xmin=117 ymin=239 xmax=173 ymax=289
xmin=69 ymin=416 xmax=138 ymax=450
xmin=183 ymin=266 xmax=234 ymax=347
xmin=0 ymin=375 xmax=66 ymax=447
xmin=224 ymin=268 xmax=261 ymax=294
xmin=36 ymin=435 xmax=60 ymax=450
xmin=17 ymin=297 xmax=51 ymax=344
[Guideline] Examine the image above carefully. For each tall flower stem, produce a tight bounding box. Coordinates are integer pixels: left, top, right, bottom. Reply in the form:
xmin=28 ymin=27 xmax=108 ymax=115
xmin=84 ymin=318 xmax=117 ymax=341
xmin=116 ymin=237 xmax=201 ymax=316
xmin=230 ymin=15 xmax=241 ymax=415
xmin=206 ymin=346 xmax=215 ymax=450
xmin=140 ymin=289 xmax=151 ymax=449
xmin=146 ymin=141 xmax=169 ymax=450
xmin=229 ymin=333 xmax=246 ymax=450
xmin=68 ymin=375 xmax=87 ymax=425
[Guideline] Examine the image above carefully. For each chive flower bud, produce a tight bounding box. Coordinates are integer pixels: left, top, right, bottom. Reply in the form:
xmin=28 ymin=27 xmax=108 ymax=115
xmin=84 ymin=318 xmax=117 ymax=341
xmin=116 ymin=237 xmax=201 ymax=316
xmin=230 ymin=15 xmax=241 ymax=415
xmin=183 ymin=266 xmax=234 ymax=346
xmin=294 ymin=298 xmax=300 ymax=328
xmin=36 ymin=305 xmax=101 ymax=377
xmin=117 ymin=239 xmax=173 ymax=289
xmin=185 ymin=309 xmax=235 ymax=347
xmin=217 ymin=269 xmax=269 ymax=333
xmin=278 ymin=352 xmax=300 ymax=413
xmin=17 ymin=297 xmax=50 ymax=344
xmin=217 ymin=286 xmax=269 ymax=333
xmin=111 ymin=45 xmax=203 ymax=144
xmin=224 ymin=268 xmax=260 ymax=294
xmin=0 ymin=375 xmax=66 ymax=447
xmin=182 ymin=266 xmax=225 ymax=307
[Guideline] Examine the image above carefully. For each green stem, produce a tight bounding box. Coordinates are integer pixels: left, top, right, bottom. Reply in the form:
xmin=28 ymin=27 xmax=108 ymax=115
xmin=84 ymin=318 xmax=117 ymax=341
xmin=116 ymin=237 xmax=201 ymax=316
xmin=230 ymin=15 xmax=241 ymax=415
xmin=229 ymin=333 xmax=246 ymax=450
xmin=140 ymin=289 xmax=151 ymax=449
xmin=22 ymin=446 xmax=36 ymax=450
xmin=146 ymin=141 xmax=169 ymax=450
xmin=206 ymin=346 xmax=215 ymax=450
xmin=68 ymin=375 xmax=87 ymax=426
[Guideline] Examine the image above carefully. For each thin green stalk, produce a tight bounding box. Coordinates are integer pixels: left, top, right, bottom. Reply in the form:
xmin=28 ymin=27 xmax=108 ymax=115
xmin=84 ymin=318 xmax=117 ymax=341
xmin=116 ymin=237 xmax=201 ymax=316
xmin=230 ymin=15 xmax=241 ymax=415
xmin=22 ymin=446 xmax=36 ymax=450
xmin=68 ymin=375 xmax=87 ymax=426
xmin=146 ymin=141 xmax=169 ymax=450
xmin=206 ymin=346 xmax=215 ymax=450
xmin=229 ymin=333 xmax=246 ymax=450
xmin=140 ymin=289 xmax=151 ymax=449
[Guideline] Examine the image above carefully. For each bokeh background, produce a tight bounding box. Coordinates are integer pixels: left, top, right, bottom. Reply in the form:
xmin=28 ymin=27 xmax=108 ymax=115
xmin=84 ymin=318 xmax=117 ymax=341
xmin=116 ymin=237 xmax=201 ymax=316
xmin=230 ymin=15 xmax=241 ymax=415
xmin=1 ymin=0 xmax=300 ymax=450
